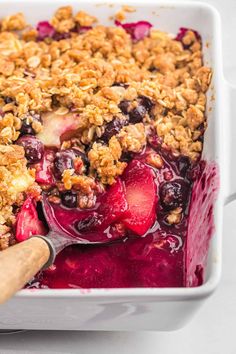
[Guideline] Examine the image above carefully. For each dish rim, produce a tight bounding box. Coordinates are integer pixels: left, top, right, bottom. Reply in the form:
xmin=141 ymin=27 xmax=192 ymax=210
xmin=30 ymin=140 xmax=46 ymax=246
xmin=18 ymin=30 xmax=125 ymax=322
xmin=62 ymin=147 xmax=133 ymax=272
xmin=1 ymin=0 xmax=224 ymax=301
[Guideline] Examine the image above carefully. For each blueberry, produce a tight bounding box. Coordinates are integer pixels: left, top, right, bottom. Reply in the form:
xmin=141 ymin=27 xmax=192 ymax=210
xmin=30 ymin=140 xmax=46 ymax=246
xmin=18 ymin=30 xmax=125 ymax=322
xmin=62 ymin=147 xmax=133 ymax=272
xmin=20 ymin=120 xmax=35 ymax=135
xmin=120 ymin=151 xmax=132 ymax=162
xmin=129 ymin=105 xmax=146 ymax=123
xmin=149 ymin=66 xmax=158 ymax=72
xmin=101 ymin=117 xmax=128 ymax=142
xmin=51 ymin=95 xmax=59 ymax=108
xmin=20 ymin=113 xmax=41 ymax=136
xmin=177 ymin=156 xmax=191 ymax=177
xmin=4 ymin=96 xmax=14 ymax=104
xmin=53 ymin=150 xmax=75 ymax=179
xmin=53 ymin=32 xmax=71 ymax=41
xmin=16 ymin=135 xmax=44 ymax=163
xmin=76 ymin=213 xmax=102 ymax=233
xmin=159 ymin=179 xmax=190 ymax=210
xmin=138 ymin=96 xmax=154 ymax=113
xmin=61 ymin=191 xmax=77 ymax=208
xmin=118 ymin=100 xmax=130 ymax=114
xmin=112 ymin=82 xmax=129 ymax=89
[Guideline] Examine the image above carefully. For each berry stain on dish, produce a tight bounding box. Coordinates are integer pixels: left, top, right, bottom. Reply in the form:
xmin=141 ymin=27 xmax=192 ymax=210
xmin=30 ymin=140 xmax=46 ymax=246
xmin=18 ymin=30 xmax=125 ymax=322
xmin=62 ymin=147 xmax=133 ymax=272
xmin=0 ymin=6 xmax=218 ymax=289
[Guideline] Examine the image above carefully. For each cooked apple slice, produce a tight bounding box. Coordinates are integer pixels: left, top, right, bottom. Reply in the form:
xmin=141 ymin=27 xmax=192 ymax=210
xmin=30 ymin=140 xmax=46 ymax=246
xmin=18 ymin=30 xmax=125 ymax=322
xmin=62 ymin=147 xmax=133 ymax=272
xmin=37 ymin=111 xmax=81 ymax=147
xmin=122 ymin=160 xmax=157 ymax=236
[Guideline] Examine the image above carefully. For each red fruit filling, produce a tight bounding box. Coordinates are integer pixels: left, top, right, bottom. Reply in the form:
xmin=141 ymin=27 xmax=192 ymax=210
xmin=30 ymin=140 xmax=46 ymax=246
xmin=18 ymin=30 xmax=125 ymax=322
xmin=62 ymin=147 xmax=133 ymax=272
xmin=185 ymin=162 xmax=219 ymax=286
xmin=115 ymin=20 xmax=152 ymax=41
xmin=16 ymin=197 xmax=47 ymax=242
xmin=175 ymin=27 xmax=201 ymax=49
xmin=16 ymin=128 xmax=218 ymax=290
xmin=22 ymin=140 xmax=218 ymax=290
xmin=36 ymin=232 xmax=184 ymax=289
xmin=34 ymin=148 xmax=55 ymax=185
xmin=2 ymin=12 xmax=216 ymax=291
xmin=37 ymin=21 xmax=55 ymax=40
xmin=42 ymin=178 xmax=128 ymax=243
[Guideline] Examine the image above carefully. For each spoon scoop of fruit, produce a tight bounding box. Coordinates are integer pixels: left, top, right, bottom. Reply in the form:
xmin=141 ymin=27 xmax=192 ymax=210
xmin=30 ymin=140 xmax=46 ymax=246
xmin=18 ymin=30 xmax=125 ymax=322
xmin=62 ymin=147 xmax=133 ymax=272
xmin=0 ymin=178 xmax=129 ymax=305
xmin=0 ymin=160 xmax=158 ymax=304
xmin=0 ymin=179 xmax=128 ymax=303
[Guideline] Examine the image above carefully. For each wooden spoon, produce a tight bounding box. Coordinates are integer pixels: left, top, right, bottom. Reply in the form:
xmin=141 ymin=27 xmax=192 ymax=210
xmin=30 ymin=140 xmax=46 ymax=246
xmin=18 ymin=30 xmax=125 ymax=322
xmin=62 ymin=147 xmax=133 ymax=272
xmin=0 ymin=201 xmax=107 ymax=305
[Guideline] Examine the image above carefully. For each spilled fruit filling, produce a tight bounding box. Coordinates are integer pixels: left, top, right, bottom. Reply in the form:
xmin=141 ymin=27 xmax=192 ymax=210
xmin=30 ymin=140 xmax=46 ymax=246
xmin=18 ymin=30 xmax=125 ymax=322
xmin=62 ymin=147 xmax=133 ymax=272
xmin=0 ymin=6 xmax=218 ymax=288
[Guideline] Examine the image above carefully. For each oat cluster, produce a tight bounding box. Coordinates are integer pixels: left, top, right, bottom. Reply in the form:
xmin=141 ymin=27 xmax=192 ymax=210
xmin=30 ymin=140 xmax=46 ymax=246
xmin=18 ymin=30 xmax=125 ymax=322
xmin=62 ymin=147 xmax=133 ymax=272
xmin=0 ymin=6 xmax=212 ymax=246
xmin=0 ymin=145 xmax=35 ymax=248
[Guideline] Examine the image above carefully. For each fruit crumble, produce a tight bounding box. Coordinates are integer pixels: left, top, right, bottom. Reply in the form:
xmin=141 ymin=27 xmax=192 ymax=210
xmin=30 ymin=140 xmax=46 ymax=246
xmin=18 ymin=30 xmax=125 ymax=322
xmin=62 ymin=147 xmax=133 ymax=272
xmin=0 ymin=6 xmax=218 ymax=288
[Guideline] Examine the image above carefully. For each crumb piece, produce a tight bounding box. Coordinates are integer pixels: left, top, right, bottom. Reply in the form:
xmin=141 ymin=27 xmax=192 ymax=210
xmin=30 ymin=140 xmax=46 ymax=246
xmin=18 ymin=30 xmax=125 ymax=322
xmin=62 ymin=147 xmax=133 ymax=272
xmin=146 ymin=152 xmax=164 ymax=169
xmin=48 ymin=195 xmax=61 ymax=204
xmin=51 ymin=6 xmax=75 ymax=33
xmin=181 ymin=89 xmax=198 ymax=104
xmin=77 ymin=192 xmax=96 ymax=209
xmin=1 ymin=13 xmax=27 ymax=31
xmin=186 ymin=106 xmax=204 ymax=130
xmin=115 ymin=11 xmax=126 ymax=22
xmin=27 ymin=182 xmax=42 ymax=201
xmin=195 ymin=66 xmax=212 ymax=92
xmin=115 ymin=5 xmax=136 ymax=21
xmin=0 ymin=231 xmax=11 ymax=250
xmin=88 ymin=137 xmax=127 ymax=184
xmin=54 ymin=5 xmax=73 ymax=20
xmin=166 ymin=207 xmax=182 ymax=224
xmin=32 ymin=120 xmax=43 ymax=134
xmin=122 ymin=5 xmax=136 ymax=13
xmin=0 ymin=145 xmax=35 ymax=248
xmin=75 ymin=11 xmax=97 ymax=26
xmin=118 ymin=123 xmax=146 ymax=153
xmin=22 ymin=28 xmax=38 ymax=41
xmin=182 ymin=30 xmax=198 ymax=47
xmin=62 ymin=169 xmax=97 ymax=193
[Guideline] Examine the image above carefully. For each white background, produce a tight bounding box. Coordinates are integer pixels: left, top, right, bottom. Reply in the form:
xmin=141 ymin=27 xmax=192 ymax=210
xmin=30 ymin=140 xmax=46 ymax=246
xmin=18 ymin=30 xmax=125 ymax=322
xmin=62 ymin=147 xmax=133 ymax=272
xmin=0 ymin=0 xmax=236 ymax=353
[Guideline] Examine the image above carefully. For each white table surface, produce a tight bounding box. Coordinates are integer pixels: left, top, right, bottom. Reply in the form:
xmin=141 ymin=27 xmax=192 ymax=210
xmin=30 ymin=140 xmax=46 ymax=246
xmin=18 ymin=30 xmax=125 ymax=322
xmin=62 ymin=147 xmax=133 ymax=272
xmin=1 ymin=0 xmax=236 ymax=353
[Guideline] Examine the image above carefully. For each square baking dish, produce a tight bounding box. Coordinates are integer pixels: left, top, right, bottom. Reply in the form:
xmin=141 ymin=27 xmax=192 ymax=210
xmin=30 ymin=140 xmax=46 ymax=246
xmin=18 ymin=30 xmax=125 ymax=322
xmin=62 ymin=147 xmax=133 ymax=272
xmin=0 ymin=0 xmax=235 ymax=331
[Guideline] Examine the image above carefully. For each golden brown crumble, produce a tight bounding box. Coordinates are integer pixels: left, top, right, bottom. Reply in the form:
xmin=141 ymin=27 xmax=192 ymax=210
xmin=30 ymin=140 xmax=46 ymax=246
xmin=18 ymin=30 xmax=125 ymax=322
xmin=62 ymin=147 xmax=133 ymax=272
xmin=115 ymin=5 xmax=136 ymax=22
xmin=51 ymin=6 xmax=75 ymax=33
xmin=0 ymin=145 xmax=34 ymax=249
xmin=0 ymin=7 xmax=212 ymax=246
xmin=1 ymin=13 xmax=27 ymax=31
xmin=88 ymin=137 xmax=127 ymax=184
xmin=117 ymin=123 xmax=146 ymax=153
xmin=62 ymin=169 xmax=97 ymax=193
xmin=146 ymin=152 xmax=164 ymax=169
xmin=166 ymin=207 xmax=183 ymax=225
xmin=74 ymin=11 xmax=97 ymax=27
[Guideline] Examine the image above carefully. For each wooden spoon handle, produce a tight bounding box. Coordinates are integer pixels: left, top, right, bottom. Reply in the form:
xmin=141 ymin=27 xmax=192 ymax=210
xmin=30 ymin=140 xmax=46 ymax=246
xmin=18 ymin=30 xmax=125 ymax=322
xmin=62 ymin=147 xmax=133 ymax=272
xmin=0 ymin=237 xmax=50 ymax=305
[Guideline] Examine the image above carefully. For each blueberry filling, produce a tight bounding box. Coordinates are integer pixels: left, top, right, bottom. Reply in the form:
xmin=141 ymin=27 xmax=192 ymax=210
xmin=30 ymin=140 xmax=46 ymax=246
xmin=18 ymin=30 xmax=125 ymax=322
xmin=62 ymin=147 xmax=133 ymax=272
xmin=118 ymin=100 xmax=130 ymax=115
xmin=61 ymin=191 xmax=78 ymax=208
xmin=53 ymin=150 xmax=76 ymax=179
xmin=16 ymin=135 xmax=44 ymax=163
xmin=20 ymin=113 xmax=41 ymax=136
xmin=101 ymin=117 xmax=128 ymax=143
xmin=129 ymin=105 xmax=147 ymax=123
xmin=159 ymin=180 xmax=190 ymax=211
xmin=4 ymin=9 xmax=216 ymax=291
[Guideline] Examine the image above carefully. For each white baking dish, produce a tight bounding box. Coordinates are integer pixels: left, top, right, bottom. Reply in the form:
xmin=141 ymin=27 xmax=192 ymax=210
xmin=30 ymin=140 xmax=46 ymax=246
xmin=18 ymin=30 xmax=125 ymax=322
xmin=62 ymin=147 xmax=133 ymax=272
xmin=0 ymin=0 xmax=235 ymax=332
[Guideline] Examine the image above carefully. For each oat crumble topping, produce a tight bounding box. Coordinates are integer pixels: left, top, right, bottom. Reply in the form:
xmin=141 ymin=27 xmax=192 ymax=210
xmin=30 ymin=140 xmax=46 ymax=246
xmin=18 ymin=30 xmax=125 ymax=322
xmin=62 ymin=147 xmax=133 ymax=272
xmin=0 ymin=144 xmax=34 ymax=248
xmin=0 ymin=7 xmax=212 ymax=247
